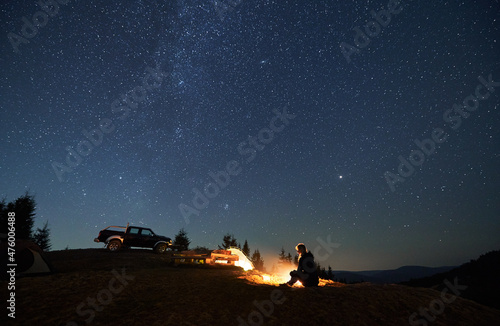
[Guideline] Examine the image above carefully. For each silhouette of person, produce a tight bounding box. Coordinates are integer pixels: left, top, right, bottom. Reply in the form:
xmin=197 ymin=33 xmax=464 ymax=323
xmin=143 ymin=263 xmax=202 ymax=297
xmin=286 ymin=243 xmax=319 ymax=287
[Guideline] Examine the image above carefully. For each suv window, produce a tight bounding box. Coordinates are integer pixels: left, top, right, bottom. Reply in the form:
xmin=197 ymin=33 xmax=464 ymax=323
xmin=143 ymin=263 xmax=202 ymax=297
xmin=129 ymin=227 xmax=140 ymax=235
xmin=141 ymin=229 xmax=153 ymax=236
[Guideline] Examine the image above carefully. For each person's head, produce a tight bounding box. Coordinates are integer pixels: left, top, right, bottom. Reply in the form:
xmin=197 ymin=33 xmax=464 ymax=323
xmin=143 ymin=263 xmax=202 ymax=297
xmin=295 ymin=243 xmax=307 ymax=256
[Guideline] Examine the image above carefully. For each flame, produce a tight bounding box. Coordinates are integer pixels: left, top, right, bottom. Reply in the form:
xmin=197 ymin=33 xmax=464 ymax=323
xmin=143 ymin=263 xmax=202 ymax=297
xmin=240 ymin=270 xmax=303 ymax=287
xmin=238 ymin=263 xmax=301 ymax=287
xmin=239 ymin=264 xmax=345 ymax=288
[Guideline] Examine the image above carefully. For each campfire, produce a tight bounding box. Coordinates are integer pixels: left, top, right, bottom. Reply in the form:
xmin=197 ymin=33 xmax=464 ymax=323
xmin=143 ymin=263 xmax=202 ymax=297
xmin=242 ymin=269 xmax=304 ymax=287
xmin=239 ymin=263 xmax=344 ymax=288
xmin=172 ymin=247 xmax=342 ymax=288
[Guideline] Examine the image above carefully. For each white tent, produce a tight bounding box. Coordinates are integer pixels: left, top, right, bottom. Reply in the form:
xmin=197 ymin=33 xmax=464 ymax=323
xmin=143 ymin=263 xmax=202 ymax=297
xmin=228 ymin=247 xmax=254 ymax=271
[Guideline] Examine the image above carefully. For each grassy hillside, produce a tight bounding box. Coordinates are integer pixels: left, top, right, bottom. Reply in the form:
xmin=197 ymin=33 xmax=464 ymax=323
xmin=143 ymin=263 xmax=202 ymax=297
xmin=2 ymin=249 xmax=500 ymax=326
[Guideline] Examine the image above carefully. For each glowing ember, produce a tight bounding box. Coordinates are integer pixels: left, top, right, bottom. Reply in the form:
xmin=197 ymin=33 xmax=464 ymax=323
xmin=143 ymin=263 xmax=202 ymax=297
xmin=240 ymin=268 xmax=301 ymax=287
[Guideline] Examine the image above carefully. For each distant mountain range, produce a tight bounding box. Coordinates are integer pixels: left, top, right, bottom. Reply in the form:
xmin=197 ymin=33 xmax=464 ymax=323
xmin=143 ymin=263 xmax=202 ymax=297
xmin=332 ymin=250 xmax=500 ymax=310
xmin=333 ymin=265 xmax=456 ymax=284
xmin=402 ymin=249 xmax=500 ymax=310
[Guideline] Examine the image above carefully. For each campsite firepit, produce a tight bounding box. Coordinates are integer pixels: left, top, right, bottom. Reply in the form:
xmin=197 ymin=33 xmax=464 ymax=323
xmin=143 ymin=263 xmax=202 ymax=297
xmin=239 ymin=265 xmax=345 ymax=288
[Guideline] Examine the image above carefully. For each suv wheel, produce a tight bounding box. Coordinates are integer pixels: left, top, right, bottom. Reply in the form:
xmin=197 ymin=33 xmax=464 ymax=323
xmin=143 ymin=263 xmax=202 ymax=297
xmin=108 ymin=240 xmax=122 ymax=252
xmin=155 ymin=243 xmax=167 ymax=254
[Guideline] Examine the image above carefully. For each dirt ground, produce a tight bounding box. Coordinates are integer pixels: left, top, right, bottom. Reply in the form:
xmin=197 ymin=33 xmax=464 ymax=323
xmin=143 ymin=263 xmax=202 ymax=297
xmin=2 ymin=249 xmax=500 ymax=326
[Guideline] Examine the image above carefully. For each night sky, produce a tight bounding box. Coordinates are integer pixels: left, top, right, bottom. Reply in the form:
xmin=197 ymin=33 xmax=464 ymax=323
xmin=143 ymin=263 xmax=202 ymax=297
xmin=1 ymin=0 xmax=499 ymax=271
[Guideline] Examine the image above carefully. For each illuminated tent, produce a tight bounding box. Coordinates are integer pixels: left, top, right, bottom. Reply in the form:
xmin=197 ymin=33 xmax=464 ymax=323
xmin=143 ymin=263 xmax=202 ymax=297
xmin=228 ymin=247 xmax=254 ymax=271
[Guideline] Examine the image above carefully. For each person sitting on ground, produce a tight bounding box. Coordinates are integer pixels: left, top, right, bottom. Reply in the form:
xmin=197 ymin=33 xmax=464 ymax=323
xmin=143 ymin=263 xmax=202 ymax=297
xmin=286 ymin=243 xmax=319 ymax=287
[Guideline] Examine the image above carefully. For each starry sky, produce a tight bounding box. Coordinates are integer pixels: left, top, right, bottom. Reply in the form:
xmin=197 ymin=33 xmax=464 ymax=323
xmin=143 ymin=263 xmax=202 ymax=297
xmin=1 ymin=0 xmax=499 ymax=271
